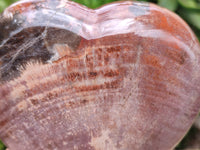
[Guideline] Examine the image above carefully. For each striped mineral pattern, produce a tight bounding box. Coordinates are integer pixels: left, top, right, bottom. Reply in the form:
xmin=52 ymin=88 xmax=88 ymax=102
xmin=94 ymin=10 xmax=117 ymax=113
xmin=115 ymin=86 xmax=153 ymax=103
xmin=0 ymin=0 xmax=200 ymax=149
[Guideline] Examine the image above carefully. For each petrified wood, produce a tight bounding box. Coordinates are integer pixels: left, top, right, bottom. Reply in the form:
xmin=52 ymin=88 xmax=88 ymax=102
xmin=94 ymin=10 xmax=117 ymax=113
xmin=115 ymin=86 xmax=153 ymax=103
xmin=0 ymin=0 xmax=200 ymax=149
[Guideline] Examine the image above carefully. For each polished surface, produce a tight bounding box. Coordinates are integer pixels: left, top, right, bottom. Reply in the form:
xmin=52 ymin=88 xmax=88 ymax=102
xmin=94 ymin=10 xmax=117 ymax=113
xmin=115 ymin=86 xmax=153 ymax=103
xmin=0 ymin=0 xmax=200 ymax=149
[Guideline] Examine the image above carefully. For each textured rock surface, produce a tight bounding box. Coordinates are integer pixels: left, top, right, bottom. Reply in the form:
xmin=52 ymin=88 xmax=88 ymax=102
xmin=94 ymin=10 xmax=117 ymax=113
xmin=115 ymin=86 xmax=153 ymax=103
xmin=0 ymin=0 xmax=200 ymax=149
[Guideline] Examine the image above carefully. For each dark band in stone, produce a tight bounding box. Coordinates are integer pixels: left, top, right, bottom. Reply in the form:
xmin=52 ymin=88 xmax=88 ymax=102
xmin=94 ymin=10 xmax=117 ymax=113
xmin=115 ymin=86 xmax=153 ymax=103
xmin=45 ymin=28 xmax=82 ymax=51
xmin=0 ymin=27 xmax=52 ymax=81
xmin=0 ymin=14 xmax=20 ymax=45
xmin=0 ymin=26 xmax=81 ymax=82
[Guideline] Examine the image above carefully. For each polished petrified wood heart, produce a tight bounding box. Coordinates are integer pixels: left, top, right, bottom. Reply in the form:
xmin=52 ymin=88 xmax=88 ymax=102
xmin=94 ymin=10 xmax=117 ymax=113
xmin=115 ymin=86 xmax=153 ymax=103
xmin=0 ymin=0 xmax=200 ymax=149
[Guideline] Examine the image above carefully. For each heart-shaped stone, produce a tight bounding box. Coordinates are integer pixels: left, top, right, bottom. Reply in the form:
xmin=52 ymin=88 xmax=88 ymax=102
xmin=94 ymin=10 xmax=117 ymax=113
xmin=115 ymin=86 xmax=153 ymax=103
xmin=0 ymin=0 xmax=200 ymax=149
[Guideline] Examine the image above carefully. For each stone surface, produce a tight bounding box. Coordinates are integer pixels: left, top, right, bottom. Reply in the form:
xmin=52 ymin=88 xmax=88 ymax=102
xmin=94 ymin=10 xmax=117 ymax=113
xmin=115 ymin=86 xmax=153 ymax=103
xmin=0 ymin=0 xmax=200 ymax=149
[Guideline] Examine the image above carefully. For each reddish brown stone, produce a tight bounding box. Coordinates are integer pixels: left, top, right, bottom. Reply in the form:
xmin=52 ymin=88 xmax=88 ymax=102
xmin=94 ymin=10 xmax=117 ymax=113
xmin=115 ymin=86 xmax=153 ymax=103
xmin=0 ymin=0 xmax=200 ymax=149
